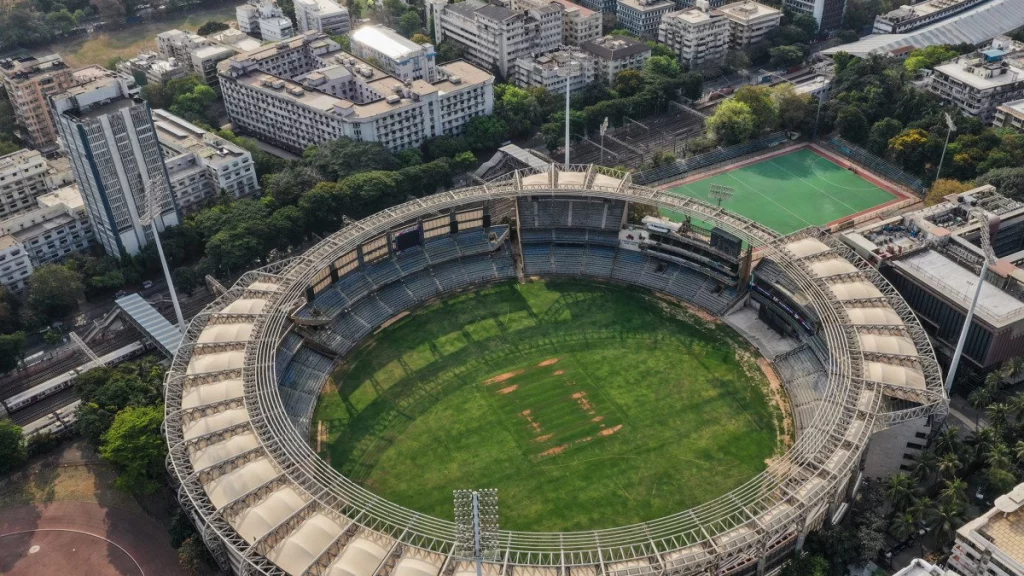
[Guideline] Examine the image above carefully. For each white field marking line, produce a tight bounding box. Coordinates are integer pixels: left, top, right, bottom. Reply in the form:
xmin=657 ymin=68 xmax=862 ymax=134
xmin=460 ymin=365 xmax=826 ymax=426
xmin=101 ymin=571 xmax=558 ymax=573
xmin=807 ymin=155 xmax=881 ymax=193
xmin=766 ymin=158 xmax=860 ymax=213
xmin=0 ymin=528 xmax=145 ymax=575
xmin=724 ymin=172 xmax=815 ymax=229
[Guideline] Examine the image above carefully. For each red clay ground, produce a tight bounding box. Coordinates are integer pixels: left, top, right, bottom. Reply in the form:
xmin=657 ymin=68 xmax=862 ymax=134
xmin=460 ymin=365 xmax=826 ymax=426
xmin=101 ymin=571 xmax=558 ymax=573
xmin=0 ymin=501 xmax=183 ymax=576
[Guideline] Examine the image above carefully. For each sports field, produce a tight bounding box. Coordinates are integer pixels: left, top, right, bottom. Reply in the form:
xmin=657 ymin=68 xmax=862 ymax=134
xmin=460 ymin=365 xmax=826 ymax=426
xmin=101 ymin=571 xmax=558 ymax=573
xmin=314 ymin=280 xmax=787 ymax=532
xmin=664 ymin=148 xmax=898 ymax=235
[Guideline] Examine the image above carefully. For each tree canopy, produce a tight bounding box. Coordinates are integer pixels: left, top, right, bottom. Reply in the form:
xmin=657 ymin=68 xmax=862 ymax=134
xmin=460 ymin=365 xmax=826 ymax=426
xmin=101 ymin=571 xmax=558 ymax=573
xmin=707 ymin=100 xmax=756 ymax=145
xmin=100 ymin=404 xmax=167 ymax=494
xmin=26 ymin=263 xmax=84 ymax=323
xmin=0 ymin=419 xmax=26 ymax=475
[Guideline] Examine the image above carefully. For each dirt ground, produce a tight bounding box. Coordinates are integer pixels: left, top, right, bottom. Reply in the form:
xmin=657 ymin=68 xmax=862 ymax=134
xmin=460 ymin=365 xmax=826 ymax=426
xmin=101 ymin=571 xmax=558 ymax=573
xmin=0 ymin=441 xmax=185 ymax=576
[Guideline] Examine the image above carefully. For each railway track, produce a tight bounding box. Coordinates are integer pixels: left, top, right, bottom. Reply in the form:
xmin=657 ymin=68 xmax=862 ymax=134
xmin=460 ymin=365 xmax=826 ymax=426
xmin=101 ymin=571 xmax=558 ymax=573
xmin=9 ymin=388 xmax=78 ymax=426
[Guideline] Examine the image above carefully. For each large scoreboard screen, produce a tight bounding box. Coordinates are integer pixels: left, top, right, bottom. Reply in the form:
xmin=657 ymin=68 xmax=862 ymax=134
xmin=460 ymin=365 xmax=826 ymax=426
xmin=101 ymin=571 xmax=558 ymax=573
xmin=710 ymin=227 xmax=742 ymax=259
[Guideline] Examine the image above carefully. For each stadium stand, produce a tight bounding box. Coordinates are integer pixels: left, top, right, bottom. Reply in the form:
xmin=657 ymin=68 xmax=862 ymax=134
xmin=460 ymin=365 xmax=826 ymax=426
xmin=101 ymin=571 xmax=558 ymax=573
xmin=822 ymin=138 xmax=926 ymax=195
xmin=633 ymin=133 xmax=790 ymax=186
xmin=278 ymin=346 xmax=335 ymax=436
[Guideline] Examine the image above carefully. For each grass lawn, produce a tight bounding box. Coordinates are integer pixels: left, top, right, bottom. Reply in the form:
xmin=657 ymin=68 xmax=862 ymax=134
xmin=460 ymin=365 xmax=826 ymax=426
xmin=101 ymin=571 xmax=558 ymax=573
xmin=314 ymin=280 xmax=785 ymax=532
xmin=35 ymin=4 xmax=239 ymax=68
xmin=664 ymin=148 xmax=897 ymax=235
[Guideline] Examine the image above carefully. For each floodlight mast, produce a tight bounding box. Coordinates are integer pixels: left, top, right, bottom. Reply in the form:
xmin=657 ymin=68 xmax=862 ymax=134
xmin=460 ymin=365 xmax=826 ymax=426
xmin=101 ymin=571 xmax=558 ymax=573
xmin=142 ymin=175 xmax=186 ymax=331
xmin=454 ymin=489 xmax=499 ymax=576
xmin=556 ymin=49 xmax=582 ymax=165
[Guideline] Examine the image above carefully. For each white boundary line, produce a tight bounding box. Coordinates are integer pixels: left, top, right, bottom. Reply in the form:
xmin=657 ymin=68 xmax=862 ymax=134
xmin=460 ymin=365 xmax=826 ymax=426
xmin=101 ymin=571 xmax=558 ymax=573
xmin=723 ymin=172 xmax=815 ymax=229
xmin=764 ymin=158 xmax=860 ymax=214
xmin=0 ymin=528 xmax=145 ymax=575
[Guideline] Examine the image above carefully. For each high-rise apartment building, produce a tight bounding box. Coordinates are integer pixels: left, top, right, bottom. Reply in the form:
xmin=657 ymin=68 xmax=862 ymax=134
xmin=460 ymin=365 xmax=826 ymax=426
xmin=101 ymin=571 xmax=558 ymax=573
xmin=51 ymin=71 xmax=179 ymax=257
xmin=0 ymin=55 xmax=78 ymax=153
xmin=580 ymin=34 xmax=652 ymax=85
xmin=428 ymin=0 xmax=563 ymax=77
xmin=719 ymin=1 xmax=783 ymax=47
xmin=514 ymin=47 xmax=597 ymax=94
xmin=658 ymin=2 xmax=730 ymax=70
xmin=516 ymin=0 xmax=602 ymax=46
xmin=0 ymin=149 xmax=51 ymax=220
xmin=294 ymin=0 xmax=351 ymax=34
xmin=616 ymin=0 xmax=675 ymax=39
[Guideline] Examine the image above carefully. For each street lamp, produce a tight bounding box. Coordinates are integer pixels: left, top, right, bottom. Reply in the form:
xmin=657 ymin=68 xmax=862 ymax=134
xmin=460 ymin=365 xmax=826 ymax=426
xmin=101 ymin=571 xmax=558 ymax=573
xmin=142 ymin=175 xmax=186 ymax=331
xmin=555 ymin=49 xmax=582 ymax=165
xmin=935 ymin=112 xmax=957 ymax=181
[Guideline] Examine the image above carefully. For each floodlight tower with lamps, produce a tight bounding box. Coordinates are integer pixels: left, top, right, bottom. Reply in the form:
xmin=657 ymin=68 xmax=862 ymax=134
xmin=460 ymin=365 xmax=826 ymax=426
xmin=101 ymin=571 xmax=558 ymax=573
xmin=142 ymin=175 xmax=186 ymax=331
xmin=935 ymin=113 xmax=957 ymax=181
xmin=454 ymin=489 xmax=499 ymax=576
xmin=943 ymin=199 xmax=996 ymax=393
xmin=556 ymin=49 xmax=582 ymax=165
xmin=599 ymin=116 xmax=609 ymax=165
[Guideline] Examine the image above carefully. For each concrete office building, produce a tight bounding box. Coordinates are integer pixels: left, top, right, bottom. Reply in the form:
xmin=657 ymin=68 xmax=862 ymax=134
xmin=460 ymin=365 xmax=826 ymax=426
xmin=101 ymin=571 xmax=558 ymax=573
xmin=0 ymin=185 xmax=94 ymax=292
xmin=841 ymin=185 xmax=1024 ymax=375
xmin=516 ymin=0 xmax=602 ymax=46
xmin=616 ymin=0 xmax=674 ymax=39
xmin=237 ymin=0 xmax=296 ymax=41
xmin=658 ymin=2 xmax=730 ymax=70
xmin=0 ymin=149 xmax=52 ymax=221
xmin=720 ymin=1 xmax=783 ymax=47
xmin=514 ymin=47 xmax=597 ymax=94
xmin=218 ymin=33 xmax=494 ymax=153
xmin=51 ymin=70 xmax=179 ymax=257
xmin=0 ymin=55 xmax=79 ymax=153
xmin=294 ymin=0 xmax=351 ymax=34
xmin=580 ymin=34 xmax=651 ymax=84
xmin=995 ymin=99 xmax=1024 ymax=130
xmin=428 ymin=0 xmax=563 ymax=77
xmin=928 ymin=50 xmax=1024 ymax=125
xmin=153 ymin=109 xmax=260 ymax=214
xmin=208 ymin=28 xmax=264 ymax=53
xmin=949 ymin=482 xmax=1024 ymax=576
xmin=350 ymin=25 xmax=437 ymax=82
xmin=156 ymin=29 xmax=238 ymax=88
xmin=782 ymin=0 xmax=845 ymax=31
xmin=873 ymin=0 xmax=988 ymax=34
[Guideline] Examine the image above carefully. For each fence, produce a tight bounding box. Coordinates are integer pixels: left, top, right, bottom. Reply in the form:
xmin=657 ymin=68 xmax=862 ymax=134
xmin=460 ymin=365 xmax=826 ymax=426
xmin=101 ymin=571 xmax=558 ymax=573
xmin=633 ymin=132 xmax=790 ymax=186
xmin=821 ymin=137 xmax=927 ymax=196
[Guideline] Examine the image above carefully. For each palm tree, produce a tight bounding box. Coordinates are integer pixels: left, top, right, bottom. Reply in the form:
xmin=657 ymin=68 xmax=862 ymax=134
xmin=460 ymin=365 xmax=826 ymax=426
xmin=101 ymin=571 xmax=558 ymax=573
xmin=886 ymin=473 xmax=916 ymax=511
xmin=934 ymin=502 xmax=966 ymax=547
xmin=913 ymin=450 xmax=939 ymax=485
xmin=1002 ymin=356 xmax=1024 ymax=382
xmin=938 ymin=452 xmax=962 ymax=480
xmin=908 ymin=496 xmax=934 ymax=524
xmin=988 ymin=402 xmax=1011 ymax=430
xmin=969 ymin=386 xmax=993 ymax=427
xmin=988 ymin=442 xmax=1013 ymax=471
xmin=1010 ymin=392 xmax=1024 ymax=422
xmin=935 ymin=427 xmax=962 ymax=457
xmin=940 ymin=477 xmax=968 ymax=507
xmin=1015 ymin=440 xmax=1024 ymax=464
xmin=985 ymin=371 xmax=1004 ymax=394
xmin=890 ymin=511 xmax=918 ymax=541
xmin=967 ymin=427 xmax=998 ymax=466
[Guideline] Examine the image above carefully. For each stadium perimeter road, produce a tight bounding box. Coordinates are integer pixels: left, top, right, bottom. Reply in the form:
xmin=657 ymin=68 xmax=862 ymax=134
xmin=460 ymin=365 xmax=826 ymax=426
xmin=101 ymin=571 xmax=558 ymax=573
xmin=0 ymin=501 xmax=184 ymax=575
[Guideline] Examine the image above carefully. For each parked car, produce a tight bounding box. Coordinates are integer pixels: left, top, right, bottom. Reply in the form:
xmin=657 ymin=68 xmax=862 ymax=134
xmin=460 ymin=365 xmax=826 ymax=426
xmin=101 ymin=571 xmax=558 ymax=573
xmin=141 ymin=280 xmax=154 ymax=290
xmin=115 ymin=289 xmax=127 ymax=298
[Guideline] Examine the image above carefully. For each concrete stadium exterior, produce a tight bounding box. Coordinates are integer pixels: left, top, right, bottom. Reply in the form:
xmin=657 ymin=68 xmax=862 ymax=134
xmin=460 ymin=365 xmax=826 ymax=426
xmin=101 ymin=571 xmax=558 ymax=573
xmin=164 ymin=164 xmax=948 ymax=576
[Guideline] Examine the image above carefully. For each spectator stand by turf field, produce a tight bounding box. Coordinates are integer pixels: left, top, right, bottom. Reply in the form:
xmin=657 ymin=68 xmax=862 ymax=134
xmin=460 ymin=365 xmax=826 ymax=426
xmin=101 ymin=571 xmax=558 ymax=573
xmin=820 ymin=138 xmax=927 ymax=197
xmin=634 ymin=132 xmax=790 ymax=186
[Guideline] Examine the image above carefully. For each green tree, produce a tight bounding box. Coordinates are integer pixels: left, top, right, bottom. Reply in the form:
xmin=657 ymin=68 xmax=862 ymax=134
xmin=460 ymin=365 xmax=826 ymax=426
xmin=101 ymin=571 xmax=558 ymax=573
xmin=707 ymin=100 xmax=755 ymax=145
xmin=889 ymin=512 xmax=917 ymax=541
xmin=170 ymin=84 xmax=218 ymax=127
xmin=866 ymin=117 xmax=902 ymax=155
xmin=904 ymin=45 xmax=958 ymax=72
xmin=615 ymin=69 xmax=646 ymax=97
xmin=178 ymin=536 xmax=211 ymax=575
xmin=987 ymin=466 xmax=1017 ymax=495
xmin=397 ymin=11 xmax=423 ymax=37
xmin=937 ymin=452 xmax=962 ymax=479
xmin=791 ymin=12 xmax=820 ymax=36
xmin=411 ymin=33 xmax=431 ymax=44
xmin=780 ymin=554 xmax=828 ymax=576
xmin=975 ymin=167 xmax=1024 ymax=200
xmin=643 ymin=55 xmax=682 ymax=78
xmin=44 ymin=8 xmax=78 ymax=35
xmin=733 ymin=85 xmax=779 ymax=132
xmin=304 ymin=138 xmax=399 ymax=181
xmin=197 ymin=20 xmax=229 ymax=35
xmin=939 ymin=477 xmax=968 ymax=507
xmin=769 ymin=45 xmax=805 ymax=68
xmin=885 ymin=473 xmax=916 ymax=511
xmin=0 ymin=332 xmax=26 ymax=373
xmin=0 ymin=419 xmax=26 ymax=474
xmin=100 ymin=405 xmax=167 ymax=494
xmin=463 ymin=115 xmax=509 ymax=152
xmin=836 ymin=106 xmax=870 ymax=144
xmin=26 ymin=263 xmax=84 ymax=323
xmin=772 ymin=84 xmax=813 ymax=132
xmin=912 ymin=450 xmax=938 ymax=484
xmin=925 ymin=178 xmax=970 ymax=206
xmin=934 ymin=502 xmax=965 ymax=546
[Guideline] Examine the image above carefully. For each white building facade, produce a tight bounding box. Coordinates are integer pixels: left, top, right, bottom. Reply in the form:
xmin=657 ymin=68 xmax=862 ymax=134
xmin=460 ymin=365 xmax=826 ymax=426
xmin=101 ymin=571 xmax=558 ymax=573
xmin=658 ymin=3 xmax=730 ymax=70
xmin=514 ymin=48 xmax=597 ymax=94
xmin=51 ymin=71 xmax=179 ymax=257
xmin=719 ymin=1 xmax=782 ymax=47
xmin=949 ymin=483 xmax=1024 ymax=576
xmin=782 ymin=0 xmax=845 ymax=31
xmin=928 ymin=53 xmax=1024 ymax=125
xmin=580 ymin=34 xmax=652 ymax=85
xmin=0 ymin=149 xmax=51 ymax=221
xmin=616 ymin=0 xmax=674 ymax=39
xmin=350 ymin=25 xmax=437 ymax=82
xmin=294 ymin=0 xmax=351 ymax=35
xmin=237 ymin=0 xmax=296 ymax=41
xmin=218 ymin=33 xmax=494 ymax=153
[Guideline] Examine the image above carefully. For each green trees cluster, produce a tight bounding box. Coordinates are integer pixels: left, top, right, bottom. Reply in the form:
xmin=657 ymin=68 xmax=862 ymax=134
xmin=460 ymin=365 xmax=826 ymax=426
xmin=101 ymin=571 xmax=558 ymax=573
xmin=0 ymin=1 xmax=87 ymax=51
xmin=706 ymin=84 xmax=814 ymax=144
xmin=141 ymin=75 xmax=219 ymax=127
xmin=196 ymin=20 xmax=228 ymax=35
xmin=742 ymin=10 xmax=818 ymax=70
xmin=822 ymin=52 xmax=1024 ymax=185
xmin=75 ymin=356 xmax=164 ymax=446
xmin=0 ymin=90 xmax=23 ymax=155
xmin=0 ymin=419 xmax=27 ymax=475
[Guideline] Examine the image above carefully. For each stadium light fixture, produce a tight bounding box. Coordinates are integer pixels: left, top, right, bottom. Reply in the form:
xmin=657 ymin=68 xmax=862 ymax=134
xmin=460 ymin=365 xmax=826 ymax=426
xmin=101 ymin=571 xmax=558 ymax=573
xmin=555 ymin=49 xmax=582 ymax=165
xmin=599 ymin=117 xmax=609 ymax=166
xmin=142 ymin=175 xmax=186 ymax=331
xmin=454 ymin=489 xmax=500 ymax=576
xmin=709 ymin=184 xmax=734 ymax=207
xmin=935 ymin=113 xmax=957 ymax=182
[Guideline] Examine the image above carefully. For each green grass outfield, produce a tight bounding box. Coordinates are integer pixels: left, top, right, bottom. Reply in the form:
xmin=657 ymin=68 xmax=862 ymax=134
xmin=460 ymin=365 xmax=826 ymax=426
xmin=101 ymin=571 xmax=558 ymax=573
xmin=314 ymin=280 xmax=786 ymax=532
xmin=664 ymin=148 xmax=897 ymax=235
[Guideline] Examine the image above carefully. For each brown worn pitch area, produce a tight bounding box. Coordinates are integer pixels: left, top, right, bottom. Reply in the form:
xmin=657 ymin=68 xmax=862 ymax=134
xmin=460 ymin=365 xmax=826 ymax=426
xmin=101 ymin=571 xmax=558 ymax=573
xmin=0 ymin=501 xmax=182 ymax=575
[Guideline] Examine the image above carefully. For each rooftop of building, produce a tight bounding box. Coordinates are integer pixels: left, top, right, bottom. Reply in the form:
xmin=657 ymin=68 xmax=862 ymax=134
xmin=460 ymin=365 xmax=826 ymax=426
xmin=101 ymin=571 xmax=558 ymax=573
xmin=580 ymin=35 xmax=652 ymax=59
xmin=891 ymin=558 xmax=957 ymax=576
xmin=0 ymin=54 xmax=68 ymax=80
xmin=296 ymin=0 xmax=348 ymax=14
xmin=0 ymin=148 xmax=44 ymax=170
xmin=0 ymin=234 xmax=18 ymax=251
xmin=821 ymin=0 xmax=1024 ymax=58
xmin=72 ymin=64 xmax=111 ymax=84
xmin=998 ymin=98 xmax=1024 ymax=117
xmin=475 ymin=2 xmax=521 ymax=20
xmin=892 ymin=250 xmax=1024 ymax=322
xmin=617 ymin=0 xmax=674 ymax=11
xmin=193 ymin=44 xmax=238 ymax=60
xmin=718 ymin=1 xmax=781 ymax=21
xmin=36 ymin=185 xmax=84 ymax=211
xmin=209 ymin=28 xmax=264 ymax=52
xmin=959 ymin=483 xmax=1024 ymax=572
xmin=518 ymin=47 xmax=594 ymax=70
xmin=664 ymin=5 xmax=722 ymax=23
xmin=153 ymin=109 xmax=248 ymax=167
xmin=880 ymin=0 xmax=980 ymax=22
xmin=351 ymin=25 xmax=428 ymax=60
xmin=933 ymin=53 xmax=1024 ymax=90
xmin=550 ymin=0 xmax=596 ymax=16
